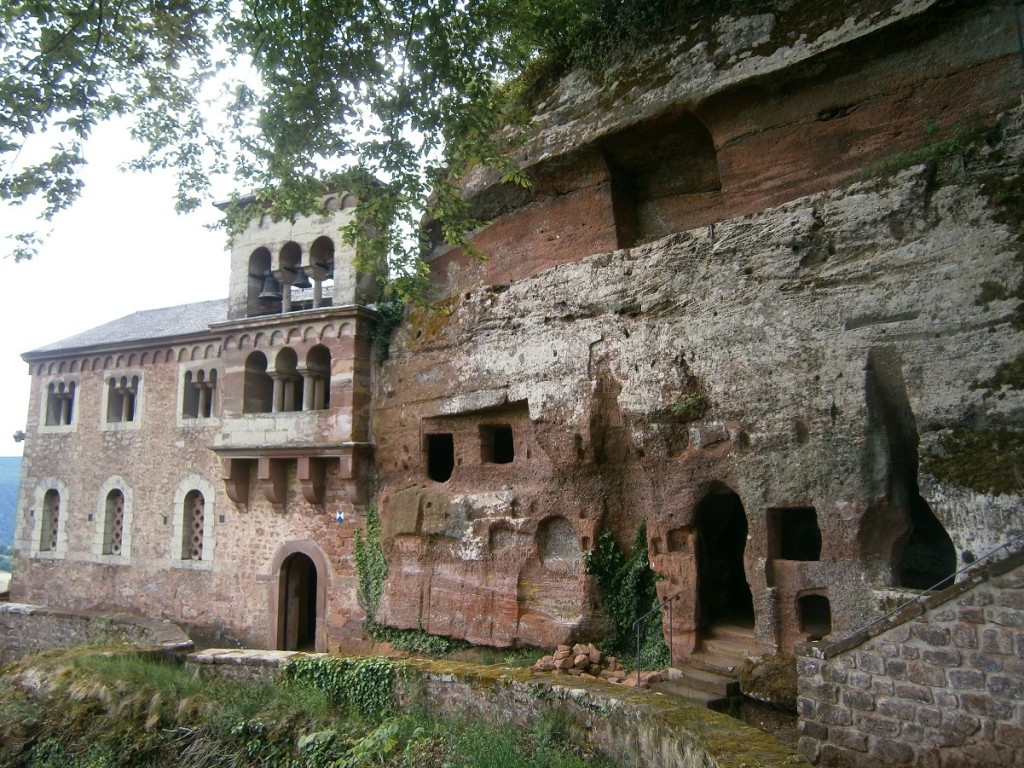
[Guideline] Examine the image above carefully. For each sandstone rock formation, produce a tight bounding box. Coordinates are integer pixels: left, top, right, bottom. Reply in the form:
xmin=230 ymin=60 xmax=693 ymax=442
xmin=372 ymin=0 xmax=1024 ymax=663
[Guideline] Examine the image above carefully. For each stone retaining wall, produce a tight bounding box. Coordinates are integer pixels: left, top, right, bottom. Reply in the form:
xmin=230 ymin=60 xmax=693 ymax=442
xmin=0 ymin=602 xmax=193 ymax=665
xmin=188 ymin=649 xmax=803 ymax=768
xmin=796 ymin=549 xmax=1024 ymax=766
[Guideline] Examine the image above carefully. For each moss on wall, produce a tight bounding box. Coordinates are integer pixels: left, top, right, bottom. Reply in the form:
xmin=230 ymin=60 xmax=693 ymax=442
xmin=922 ymin=428 xmax=1024 ymax=495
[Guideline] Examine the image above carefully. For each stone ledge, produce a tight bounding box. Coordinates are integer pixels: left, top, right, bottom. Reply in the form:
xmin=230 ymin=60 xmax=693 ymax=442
xmin=186 ymin=650 xmax=806 ymax=768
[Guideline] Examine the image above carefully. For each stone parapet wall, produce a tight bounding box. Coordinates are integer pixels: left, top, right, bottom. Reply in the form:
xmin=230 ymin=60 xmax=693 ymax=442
xmin=0 ymin=602 xmax=193 ymax=666
xmin=188 ymin=649 xmax=802 ymax=768
xmin=796 ymin=548 xmax=1024 ymax=766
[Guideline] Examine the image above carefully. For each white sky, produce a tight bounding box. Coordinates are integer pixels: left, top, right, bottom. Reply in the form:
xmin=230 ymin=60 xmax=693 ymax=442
xmin=0 ymin=120 xmax=231 ymax=456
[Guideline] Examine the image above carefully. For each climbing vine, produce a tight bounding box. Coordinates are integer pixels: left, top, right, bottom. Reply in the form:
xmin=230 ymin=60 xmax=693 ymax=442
xmin=354 ymin=507 xmax=387 ymax=625
xmin=584 ymin=522 xmax=669 ymax=668
xmin=284 ymin=655 xmax=397 ymax=721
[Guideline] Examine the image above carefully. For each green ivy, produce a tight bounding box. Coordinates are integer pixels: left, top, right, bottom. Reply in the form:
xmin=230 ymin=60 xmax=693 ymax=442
xmin=584 ymin=522 xmax=670 ymax=668
xmin=354 ymin=507 xmax=388 ymax=625
xmin=284 ymin=655 xmax=397 ymax=722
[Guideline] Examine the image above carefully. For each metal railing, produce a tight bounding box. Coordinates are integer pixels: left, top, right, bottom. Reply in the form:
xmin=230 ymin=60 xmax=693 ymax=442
xmin=848 ymin=529 xmax=1024 ymax=642
xmin=632 ymin=587 xmax=685 ymax=687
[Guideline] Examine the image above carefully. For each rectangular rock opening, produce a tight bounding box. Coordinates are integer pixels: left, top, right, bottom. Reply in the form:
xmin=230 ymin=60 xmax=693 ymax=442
xmin=480 ymin=424 xmax=514 ymax=464
xmin=425 ymin=433 xmax=455 ymax=482
xmin=767 ymin=507 xmax=822 ymax=561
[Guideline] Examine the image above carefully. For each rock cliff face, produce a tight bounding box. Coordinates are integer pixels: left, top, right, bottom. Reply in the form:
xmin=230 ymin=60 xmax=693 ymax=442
xmin=372 ymin=0 xmax=1024 ymax=659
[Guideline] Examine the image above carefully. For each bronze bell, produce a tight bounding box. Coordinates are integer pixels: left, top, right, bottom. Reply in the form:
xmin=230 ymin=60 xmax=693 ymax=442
xmin=291 ymin=267 xmax=312 ymax=290
xmin=258 ymin=273 xmax=283 ymax=300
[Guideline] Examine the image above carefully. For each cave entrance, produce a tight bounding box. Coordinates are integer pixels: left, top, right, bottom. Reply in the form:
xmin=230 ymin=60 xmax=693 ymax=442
xmin=696 ymin=487 xmax=754 ymax=630
xmin=898 ymin=493 xmax=956 ymax=590
xmin=279 ymin=552 xmax=318 ymax=651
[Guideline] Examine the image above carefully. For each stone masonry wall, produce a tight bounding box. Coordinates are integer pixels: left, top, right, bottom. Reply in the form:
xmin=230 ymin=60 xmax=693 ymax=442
xmin=796 ymin=548 xmax=1024 ymax=767
xmin=187 ymin=649 xmax=801 ymax=768
xmin=0 ymin=602 xmax=193 ymax=666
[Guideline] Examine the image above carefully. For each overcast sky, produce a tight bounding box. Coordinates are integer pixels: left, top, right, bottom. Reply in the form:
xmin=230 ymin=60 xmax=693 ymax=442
xmin=0 ymin=120 xmax=230 ymax=456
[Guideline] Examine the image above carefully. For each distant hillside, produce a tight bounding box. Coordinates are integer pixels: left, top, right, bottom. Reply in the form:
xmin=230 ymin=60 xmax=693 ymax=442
xmin=0 ymin=456 xmax=20 ymax=550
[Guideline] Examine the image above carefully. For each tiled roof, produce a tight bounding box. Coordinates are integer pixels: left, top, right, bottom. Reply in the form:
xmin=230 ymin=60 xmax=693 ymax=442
xmin=26 ymin=298 xmax=228 ymax=357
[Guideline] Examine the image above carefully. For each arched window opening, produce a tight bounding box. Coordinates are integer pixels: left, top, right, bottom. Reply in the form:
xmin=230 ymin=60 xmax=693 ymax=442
xmin=279 ymin=241 xmax=303 ymax=312
xmin=602 ymin=114 xmax=720 ymax=247
xmin=309 ymin=236 xmax=335 ymax=309
xmin=45 ymin=380 xmax=76 ymax=426
xmin=247 ymin=247 xmax=279 ymax=317
xmin=102 ymin=489 xmax=125 ymax=556
xmin=898 ymin=494 xmax=956 ymax=590
xmin=273 ymin=347 xmax=303 ymax=412
xmin=696 ymin=486 xmax=754 ymax=630
xmin=183 ymin=368 xmax=217 ymax=419
xmin=243 ymin=352 xmax=273 ymax=413
xmin=799 ymin=594 xmax=832 ymax=641
xmin=305 ymin=345 xmax=331 ymax=410
xmin=40 ymin=489 xmax=60 ymax=552
xmin=106 ymin=375 xmax=139 ymax=423
xmin=426 ymin=433 xmax=454 ymax=482
xmin=279 ymin=552 xmax=318 ymax=651
xmin=181 ymin=490 xmax=205 ymax=560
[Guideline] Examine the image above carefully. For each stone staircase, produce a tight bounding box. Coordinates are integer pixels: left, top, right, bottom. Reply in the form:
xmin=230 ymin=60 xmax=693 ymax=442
xmin=651 ymin=623 xmax=758 ymax=710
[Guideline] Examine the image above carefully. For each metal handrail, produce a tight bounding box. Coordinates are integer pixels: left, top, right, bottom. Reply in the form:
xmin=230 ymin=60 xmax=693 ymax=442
xmin=632 ymin=587 xmax=686 ymax=687
xmin=848 ymin=529 xmax=1024 ymax=641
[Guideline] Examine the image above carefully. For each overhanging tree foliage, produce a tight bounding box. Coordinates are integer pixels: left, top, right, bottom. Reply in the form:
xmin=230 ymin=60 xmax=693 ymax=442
xmin=0 ymin=0 xmax=753 ymax=298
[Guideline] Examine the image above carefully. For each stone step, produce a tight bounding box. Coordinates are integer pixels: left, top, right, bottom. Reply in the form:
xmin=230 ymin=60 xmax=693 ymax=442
xmin=666 ymin=665 xmax=741 ymax=698
xmin=710 ymin=623 xmax=756 ymax=643
xmin=687 ymin=650 xmax=743 ymax=676
xmin=701 ymin=635 xmax=758 ymax=662
xmin=650 ymin=680 xmax=731 ymax=711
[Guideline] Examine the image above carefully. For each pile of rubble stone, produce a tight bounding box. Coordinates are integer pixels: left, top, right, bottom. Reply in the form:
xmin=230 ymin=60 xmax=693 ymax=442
xmin=531 ymin=642 xmax=663 ymax=687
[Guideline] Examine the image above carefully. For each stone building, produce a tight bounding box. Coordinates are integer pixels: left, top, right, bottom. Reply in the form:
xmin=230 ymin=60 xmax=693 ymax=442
xmin=10 ymin=0 xmax=1024 ymax=681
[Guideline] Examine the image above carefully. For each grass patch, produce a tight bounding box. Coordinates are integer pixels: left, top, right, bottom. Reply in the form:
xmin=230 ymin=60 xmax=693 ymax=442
xmin=0 ymin=651 xmax=619 ymax=768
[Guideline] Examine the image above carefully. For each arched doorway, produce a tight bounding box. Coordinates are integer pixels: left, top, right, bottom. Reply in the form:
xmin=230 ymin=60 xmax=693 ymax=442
xmin=696 ymin=487 xmax=754 ymax=630
xmin=898 ymin=493 xmax=956 ymax=590
xmin=279 ymin=553 xmax=318 ymax=651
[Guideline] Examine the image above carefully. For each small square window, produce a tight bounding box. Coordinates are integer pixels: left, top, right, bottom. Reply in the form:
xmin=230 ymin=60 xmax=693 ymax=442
xmin=480 ymin=425 xmax=514 ymax=464
xmin=767 ymin=507 xmax=822 ymax=561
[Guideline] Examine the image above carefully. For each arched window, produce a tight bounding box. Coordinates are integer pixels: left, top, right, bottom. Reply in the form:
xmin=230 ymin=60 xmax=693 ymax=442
xmin=181 ymin=490 xmax=205 ymax=560
xmin=183 ymin=368 xmax=217 ymax=419
xmin=274 ymin=347 xmax=302 ymax=412
xmin=102 ymin=489 xmax=125 ymax=556
xmin=279 ymin=241 xmax=303 ymax=312
xmin=44 ymin=380 xmax=76 ymax=426
xmin=39 ymin=489 xmax=60 ymax=552
xmin=305 ymin=344 xmax=331 ymax=410
xmin=309 ymin=236 xmax=335 ymax=309
xmin=243 ymin=352 xmax=273 ymax=413
xmin=106 ymin=374 xmax=139 ymax=423
xmin=247 ymin=247 xmax=278 ymax=317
